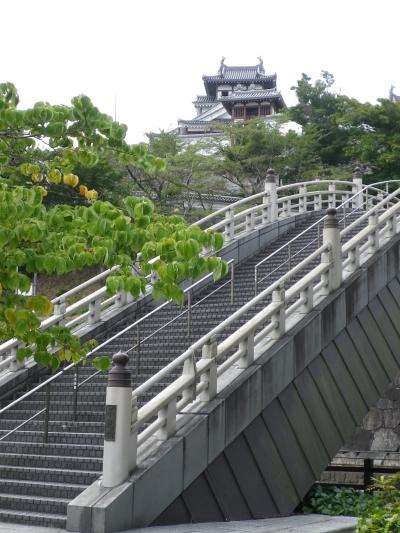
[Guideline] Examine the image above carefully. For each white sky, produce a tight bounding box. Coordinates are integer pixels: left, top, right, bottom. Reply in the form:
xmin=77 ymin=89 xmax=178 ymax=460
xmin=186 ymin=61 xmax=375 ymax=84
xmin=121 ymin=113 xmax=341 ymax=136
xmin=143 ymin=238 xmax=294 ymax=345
xmin=1 ymin=0 xmax=400 ymax=143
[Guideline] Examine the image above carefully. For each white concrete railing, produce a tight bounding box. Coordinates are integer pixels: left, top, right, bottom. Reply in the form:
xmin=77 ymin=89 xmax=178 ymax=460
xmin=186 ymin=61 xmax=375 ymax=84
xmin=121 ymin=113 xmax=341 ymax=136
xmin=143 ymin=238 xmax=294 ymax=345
xmin=102 ymin=185 xmax=400 ymax=487
xmin=0 ymin=175 xmax=365 ymax=373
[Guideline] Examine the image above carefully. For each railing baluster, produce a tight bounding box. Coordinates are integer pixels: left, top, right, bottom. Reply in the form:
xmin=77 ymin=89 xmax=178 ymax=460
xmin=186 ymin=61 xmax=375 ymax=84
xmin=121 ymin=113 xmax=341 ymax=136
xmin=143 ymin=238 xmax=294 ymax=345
xmin=136 ymin=324 xmax=141 ymax=378
xmin=230 ymin=263 xmax=235 ymax=304
xmin=187 ymin=290 xmax=192 ymax=337
xmin=73 ymin=366 xmax=79 ymax=422
xmin=43 ymin=383 xmax=50 ymax=443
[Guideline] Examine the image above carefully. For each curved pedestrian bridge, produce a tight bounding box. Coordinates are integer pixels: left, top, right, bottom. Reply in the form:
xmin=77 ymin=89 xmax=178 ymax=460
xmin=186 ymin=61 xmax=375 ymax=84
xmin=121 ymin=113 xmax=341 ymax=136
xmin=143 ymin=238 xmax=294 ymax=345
xmin=0 ymin=175 xmax=399 ymax=532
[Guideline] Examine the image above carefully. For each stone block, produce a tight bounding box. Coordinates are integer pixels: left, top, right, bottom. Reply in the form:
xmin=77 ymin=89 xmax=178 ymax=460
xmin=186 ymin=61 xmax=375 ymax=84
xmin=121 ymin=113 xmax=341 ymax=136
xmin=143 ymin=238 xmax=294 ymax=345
xmin=386 ymin=239 xmax=400 ymax=282
xmin=176 ymin=414 xmax=208 ymax=489
xmin=319 ymin=289 xmax=346 ymax=348
xmin=367 ymin=252 xmax=387 ymax=300
xmin=292 ymin=311 xmax=322 ymax=373
xmin=219 ymin=365 xmax=262 ymax=446
xmin=92 ymin=482 xmax=133 ymax=533
xmin=67 ymin=481 xmax=110 ymax=532
xmin=257 ymin=336 xmax=295 ymax=408
xmin=344 ymin=269 xmax=368 ymax=322
xmin=131 ymin=437 xmax=184 ymax=528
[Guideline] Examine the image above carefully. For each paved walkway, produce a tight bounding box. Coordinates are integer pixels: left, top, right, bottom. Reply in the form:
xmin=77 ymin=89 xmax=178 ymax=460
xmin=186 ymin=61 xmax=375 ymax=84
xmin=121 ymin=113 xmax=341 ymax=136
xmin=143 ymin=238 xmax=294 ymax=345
xmin=0 ymin=515 xmax=358 ymax=533
xmin=127 ymin=515 xmax=357 ymax=532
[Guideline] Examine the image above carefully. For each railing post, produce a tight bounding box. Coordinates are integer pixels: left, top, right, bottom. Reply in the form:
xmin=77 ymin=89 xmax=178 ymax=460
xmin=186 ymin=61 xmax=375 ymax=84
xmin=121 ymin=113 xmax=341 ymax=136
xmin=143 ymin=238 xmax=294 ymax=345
xmin=102 ymin=352 xmax=134 ymax=488
xmin=116 ymin=291 xmax=128 ymax=308
xmin=224 ymin=208 xmax=234 ymax=242
xmin=157 ymin=400 xmax=177 ymax=441
xmin=264 ymin=168 xmax=278 ymax=222
xmin=238 ymin=331 xmax=255 ymax=368
xmin=328 ymin=182 xmax=336 ymax=208
xmin=270 ymin=284 xmax=285 ymax=340
xmin=88 ymin=298 xmax=101 ymax=325
xmin=182 ymin=350 xmax=197 ymax=404
xmin=43 ymin=383 xmax=51 ymax=443
xmin=9 ymin=346 xmax=24 ymax=372
xmin=368 ymin=213 xmax=379 ymax=254
xmin=199 ymin=337 xmax=218 ymax=402
xmin=299 ymin=184 xmax=307 ymax=213
xmin=262 ymin=192 xmax=270 ymax=225
xmin=322 ymin=208 xmax=342 ymax=292
xmin=352 ymin=166 xmax=363 ymax=209
xmin=245 ymin=210 xmax=255 ymax=233
xmin=54 ymin=299 xmax=67 ymax=326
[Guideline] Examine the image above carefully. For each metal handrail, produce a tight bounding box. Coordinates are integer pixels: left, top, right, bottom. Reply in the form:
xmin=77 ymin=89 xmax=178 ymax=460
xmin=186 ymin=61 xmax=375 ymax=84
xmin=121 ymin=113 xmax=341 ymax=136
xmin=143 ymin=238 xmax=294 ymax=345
xmin=254 ymin=181 xmax=400 ymax=294
xmin=0 ymin=259 xmax=235 ymax=434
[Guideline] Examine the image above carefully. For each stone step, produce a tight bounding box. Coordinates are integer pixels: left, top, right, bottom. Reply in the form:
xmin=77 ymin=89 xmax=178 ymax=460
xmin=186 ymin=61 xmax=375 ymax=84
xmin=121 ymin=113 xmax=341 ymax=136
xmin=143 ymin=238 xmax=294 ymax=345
xmin=0 ymin=508 xmax=66 ymax=528
xmin=0 ymin=464 xmax=99 ymax=484
xmin=0 ymin=492 xmax=69 ymax=515
xmin=0 ymin=440 xmax=103 ymax=458
xmin=0 ymin=452 xmax=102 ymax=471
xmin=0 ymin=478 xmax=87 ymax=499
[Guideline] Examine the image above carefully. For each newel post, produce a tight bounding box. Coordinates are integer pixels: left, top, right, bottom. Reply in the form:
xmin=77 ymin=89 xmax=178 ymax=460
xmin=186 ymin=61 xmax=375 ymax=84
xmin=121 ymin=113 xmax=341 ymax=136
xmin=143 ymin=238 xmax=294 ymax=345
xmin=352 ymin=166 xmax=363 ymax=209
xmin=264 ymin=168 xmax=278 ymax=222
xmin=102 ymin=351 xmax=136 ymax=488
xmin=322 ymin=208 xmax=342 ymax=292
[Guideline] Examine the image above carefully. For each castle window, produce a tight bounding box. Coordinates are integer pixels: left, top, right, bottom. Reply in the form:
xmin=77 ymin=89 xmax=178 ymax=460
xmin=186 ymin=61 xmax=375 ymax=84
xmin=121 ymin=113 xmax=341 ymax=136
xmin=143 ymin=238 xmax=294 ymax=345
xmin=221 ymin=91 xmax=229 ymax=97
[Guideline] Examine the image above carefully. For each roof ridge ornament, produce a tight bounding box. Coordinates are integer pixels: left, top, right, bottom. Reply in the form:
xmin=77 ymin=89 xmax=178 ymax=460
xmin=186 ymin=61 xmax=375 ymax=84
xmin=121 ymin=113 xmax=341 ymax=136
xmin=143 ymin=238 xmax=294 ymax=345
xmin=257 ymin=56 xmax=265 ymax=75
xmin=218 ymin=57 xmax=226 ymax=76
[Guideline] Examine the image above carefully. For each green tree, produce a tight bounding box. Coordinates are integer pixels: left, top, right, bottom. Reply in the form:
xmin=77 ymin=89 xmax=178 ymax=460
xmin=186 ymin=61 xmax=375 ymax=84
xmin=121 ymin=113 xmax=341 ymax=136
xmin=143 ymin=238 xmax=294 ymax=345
xmin=0 ymin=85 xmax=227 ymax=371
xmin=210 ymin=119 xmax=290 ymax=195
xmin=128 ymin=131 xmax=222 ymax=212
xmin=288 ymin=72 xmax=350 ymax=166
xmin=336 ymin=97 xmax=400 ymax=182
xmin=0 ymin=82 xmax=164 ymax=196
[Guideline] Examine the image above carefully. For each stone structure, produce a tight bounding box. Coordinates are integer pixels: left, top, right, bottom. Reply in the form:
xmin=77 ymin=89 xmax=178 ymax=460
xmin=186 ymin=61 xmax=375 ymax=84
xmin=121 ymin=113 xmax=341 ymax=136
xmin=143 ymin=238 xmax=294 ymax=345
xmin=175 ymin=57 xmax=285 ymax=140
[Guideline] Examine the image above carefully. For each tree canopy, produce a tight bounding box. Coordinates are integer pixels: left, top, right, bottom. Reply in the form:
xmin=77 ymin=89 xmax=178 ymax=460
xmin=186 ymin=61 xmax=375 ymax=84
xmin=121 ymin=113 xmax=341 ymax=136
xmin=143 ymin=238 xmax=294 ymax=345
xmin=0 ymin=84 xmax=227 ymax=371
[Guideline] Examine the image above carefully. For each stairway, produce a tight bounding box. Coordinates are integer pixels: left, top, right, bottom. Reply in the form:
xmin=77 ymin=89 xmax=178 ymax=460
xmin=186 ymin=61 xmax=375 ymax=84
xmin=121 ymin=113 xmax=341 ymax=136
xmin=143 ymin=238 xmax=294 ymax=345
xmin=0 ymin=210 xmax=365 ymax=528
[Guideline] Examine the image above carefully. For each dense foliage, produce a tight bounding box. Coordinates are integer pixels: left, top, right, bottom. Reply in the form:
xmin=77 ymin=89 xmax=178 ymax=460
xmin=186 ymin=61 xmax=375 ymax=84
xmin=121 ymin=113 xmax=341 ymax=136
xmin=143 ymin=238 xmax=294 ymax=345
xmin=0 ymin=83 xmax=227 ymax=371
xmin=302 ymin=474 xmax=400 ymax=532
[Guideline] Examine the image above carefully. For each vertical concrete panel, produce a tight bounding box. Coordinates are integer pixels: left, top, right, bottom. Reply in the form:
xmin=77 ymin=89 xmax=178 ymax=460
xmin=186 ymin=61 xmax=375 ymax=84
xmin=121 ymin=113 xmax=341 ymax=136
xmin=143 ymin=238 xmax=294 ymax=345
xmin=308 ymin=356 xmax=355 ymax=442
xmin=225 ymin=434 xmax=278 ymax=518
xmin=368 ymin=298 xmax=400 ymax=366
xmin=322 ymin=343 xmax=367 ymax=424
xmin=334 ymin=330 xmax=380 ymax=407
xmin=294 ymin=369 xmax=342 ymax=457
xmin=357 ymin=308 xmax=398 ymax=377
xmin=346 ymin=319 xmax=391 ymax=386
xmin=221 ymin=366 xmax=262 ymax=446
xmin=293 ymin=312 xmax=322 ymax=373
xmin=319 ymin=291 xmax=346 ymax=349
xmin=262 ymin=399 xmax=314 ymax=498
xmin=367 ymin=254 xmax=387 ymax=301
xmin=345 ymin=270 xmax=368 ymax=323
xmin=279 ymin=384 xmax=329 ymax=478
xmin=207 ymin=454 xmax=252 ymax=520
xmin=244 ymin=416 xmax=299 ymax=514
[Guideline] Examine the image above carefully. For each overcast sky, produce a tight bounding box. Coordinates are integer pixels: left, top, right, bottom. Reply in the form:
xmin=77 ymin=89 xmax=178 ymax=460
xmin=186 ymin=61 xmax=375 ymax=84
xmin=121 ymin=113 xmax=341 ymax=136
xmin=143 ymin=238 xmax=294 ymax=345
xmin=2 ymin=1 xmax=400 ymax=142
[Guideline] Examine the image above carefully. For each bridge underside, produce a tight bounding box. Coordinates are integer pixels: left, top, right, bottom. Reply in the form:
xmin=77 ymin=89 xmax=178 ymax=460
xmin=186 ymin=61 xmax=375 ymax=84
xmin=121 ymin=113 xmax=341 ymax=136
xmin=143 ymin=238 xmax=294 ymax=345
xmin=154 ymin=278 xmax=400 ymax=525
xmin=68 ymin=235 xmax=400 ymax=532
xmin=143 ymin=238 xmax=400 ymax=529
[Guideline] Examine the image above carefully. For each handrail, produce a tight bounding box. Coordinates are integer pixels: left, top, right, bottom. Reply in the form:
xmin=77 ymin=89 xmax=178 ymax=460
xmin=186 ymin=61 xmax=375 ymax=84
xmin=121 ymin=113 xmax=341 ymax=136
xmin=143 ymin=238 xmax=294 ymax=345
xmin=0 ymin=177 xmax=358 ymax=368
xmin=194 ymin=178 xmax=354 ymax=228
xmin=0 ymin=260 xmax=234 ymax=424
xmin=123 ymin=186 xmax=400 ymax=466
xmin=253 ymin=180 xmax=400 ymax=294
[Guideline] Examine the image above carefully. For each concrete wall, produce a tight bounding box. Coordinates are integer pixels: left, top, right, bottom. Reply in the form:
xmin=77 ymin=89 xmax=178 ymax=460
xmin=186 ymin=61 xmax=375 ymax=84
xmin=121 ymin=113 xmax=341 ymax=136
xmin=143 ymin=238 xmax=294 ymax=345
xmin=68 ymin=232 xmax=400 ymax=531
